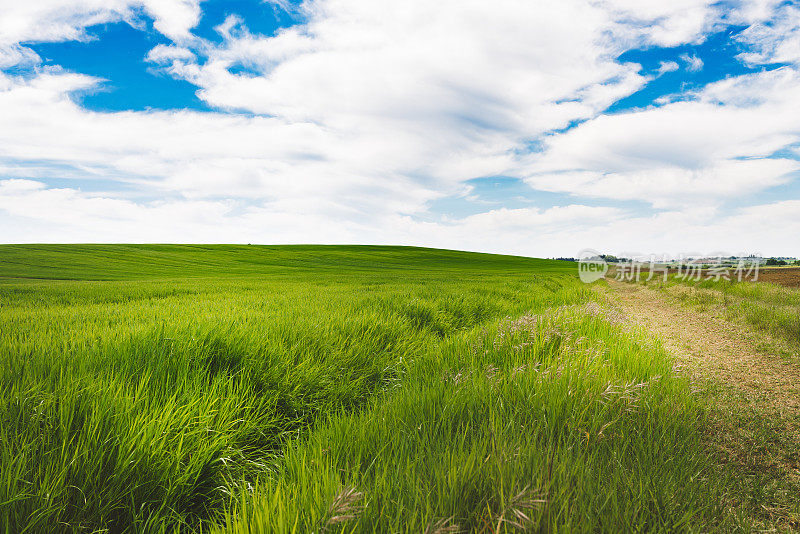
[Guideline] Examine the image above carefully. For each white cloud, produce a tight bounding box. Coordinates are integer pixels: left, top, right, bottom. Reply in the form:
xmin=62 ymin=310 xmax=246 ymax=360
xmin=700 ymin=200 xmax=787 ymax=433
xmin=657 ymin=61 xmax=680 ymax=74
xmin=263 ymin=0 xmax=298 ymax=13
xmin=1 ymin=0 xmax=667 ymax=211
xmin=0 ymin=0 xmax=799 ymax=256
xmin=0 ymin=1 xmax=202 ymax=55
xmin=140 ymin=0 xmax=201 ymax=42
xmin=736 ymin=2 xmax=800 ymax=65
xmin=3 ymin=179 xmax=799 ymax=256
xmin=519 ymin=67 xmax=800 ymax=208
xmin=524 ymin=159 xmax=796 ymax=209
xmin=146 ymin=44 xmax=195 ymax=64
xmin=0 ymin=69 xmax=442 ymax=222
xmin=0 ymin=0 xmax=204 ymax=71
xmin=680 ymin=53 xmax=704 ymax=71
xmin=600 ymin=0 xmax=726 ymax=46
xmin=175 ymin=0 xmax=651 ymax=135
xmin=0 ymin=45 xmax=39 ymax=69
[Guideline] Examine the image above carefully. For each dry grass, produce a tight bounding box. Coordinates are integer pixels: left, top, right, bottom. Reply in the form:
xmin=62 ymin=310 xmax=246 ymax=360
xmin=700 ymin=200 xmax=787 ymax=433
xmin=423 ymin=517 xmax=461 ymax=534
xmin=323 ymin=486 xmax=365 ymax=530
xmin=493 ymin=486 xmax=547 ymax=533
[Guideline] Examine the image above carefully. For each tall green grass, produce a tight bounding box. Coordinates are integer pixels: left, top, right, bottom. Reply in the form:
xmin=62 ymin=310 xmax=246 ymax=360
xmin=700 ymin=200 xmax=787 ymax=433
xmin=0 ymin=245 xmax=733 ymax=532
xmin=221 ymin=305 xmax=723 ymax=533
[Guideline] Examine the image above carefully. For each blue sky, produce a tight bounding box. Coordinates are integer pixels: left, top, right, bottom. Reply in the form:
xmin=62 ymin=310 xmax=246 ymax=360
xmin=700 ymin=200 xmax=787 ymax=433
xmin=1 ymin=0 xmax=799 ymax=256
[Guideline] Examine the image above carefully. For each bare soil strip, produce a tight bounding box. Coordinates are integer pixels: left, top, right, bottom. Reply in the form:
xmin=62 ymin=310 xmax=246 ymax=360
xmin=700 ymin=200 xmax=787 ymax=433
xmin=607 ymin=266 xmax=800 ymax=288
xmin=758 ymin=267 xmax=800 ymax=289
xmin=604 ymin=280 xmax=800 ymax=530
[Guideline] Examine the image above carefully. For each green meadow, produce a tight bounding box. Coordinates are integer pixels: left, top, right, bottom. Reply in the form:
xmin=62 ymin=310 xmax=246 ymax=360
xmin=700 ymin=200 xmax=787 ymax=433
xmin=1 ymin=245 xmax=732 ymax=532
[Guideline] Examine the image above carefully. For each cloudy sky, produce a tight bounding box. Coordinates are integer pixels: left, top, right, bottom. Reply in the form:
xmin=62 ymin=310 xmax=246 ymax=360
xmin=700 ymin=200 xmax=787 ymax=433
xmin=1 ymin=0 xmax=799 ymax=257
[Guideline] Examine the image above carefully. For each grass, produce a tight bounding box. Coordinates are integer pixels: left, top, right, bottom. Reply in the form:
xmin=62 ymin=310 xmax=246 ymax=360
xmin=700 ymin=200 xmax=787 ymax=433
xmin=220 ymin=305 xmax=724 ymax=533
xmin=705 ymin=383 xmax=800 ymax=531
xmin=0 ymin=244 xmax=564 ymax=281
xmin=0 ymin=245 xmax=739 ymax=532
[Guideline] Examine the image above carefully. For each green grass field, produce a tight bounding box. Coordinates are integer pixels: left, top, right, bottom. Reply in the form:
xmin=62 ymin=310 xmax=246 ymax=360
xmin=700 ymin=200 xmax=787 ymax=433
xmin=1 ymin=245 xmax=735 ymax=532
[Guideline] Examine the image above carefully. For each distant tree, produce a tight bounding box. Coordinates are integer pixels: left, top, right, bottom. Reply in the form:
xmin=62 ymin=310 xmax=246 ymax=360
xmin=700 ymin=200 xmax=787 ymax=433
xmin=599 ymin=254 xmax=630 ymax=263
xmin=765 ymin=258 xmax=787 ymax=266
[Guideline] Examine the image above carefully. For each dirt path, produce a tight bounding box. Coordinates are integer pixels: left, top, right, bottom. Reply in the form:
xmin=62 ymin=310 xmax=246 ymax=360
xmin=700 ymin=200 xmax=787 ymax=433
xmin=604 ymin=280 xmax=800 ymax=530
xmin=606 ymin=280 xmax=800 ymax=411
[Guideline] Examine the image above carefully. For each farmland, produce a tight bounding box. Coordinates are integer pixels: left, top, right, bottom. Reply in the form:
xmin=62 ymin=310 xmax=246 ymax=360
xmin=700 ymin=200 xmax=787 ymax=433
xmin=0 ymin=245 xmax=795 ymax=532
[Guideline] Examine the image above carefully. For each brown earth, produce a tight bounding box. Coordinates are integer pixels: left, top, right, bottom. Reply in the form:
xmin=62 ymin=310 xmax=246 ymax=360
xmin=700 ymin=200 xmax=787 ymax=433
xmin=606 ymin=266 xmax=800 ymax=288
xmin=759 ymin=267 xmax=800 ymax=288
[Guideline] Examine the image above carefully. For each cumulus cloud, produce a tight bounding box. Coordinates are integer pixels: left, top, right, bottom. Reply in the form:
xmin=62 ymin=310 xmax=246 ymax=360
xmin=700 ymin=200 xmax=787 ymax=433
xmin=0 ymin=0 xmax=799 ymax=255
xmin=519 ymin=67 xmax=800 ymax=208
xmin=1 ymin=0 xmax=665 ymax=211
